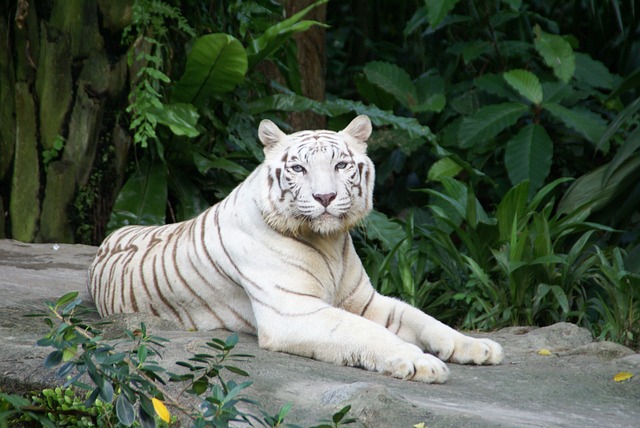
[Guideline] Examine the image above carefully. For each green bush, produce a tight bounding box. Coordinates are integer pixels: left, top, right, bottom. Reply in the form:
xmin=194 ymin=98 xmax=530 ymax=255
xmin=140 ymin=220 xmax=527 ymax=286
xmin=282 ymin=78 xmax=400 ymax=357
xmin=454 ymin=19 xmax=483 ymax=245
xmin=0 ymin=293 xmax=354 ymax=428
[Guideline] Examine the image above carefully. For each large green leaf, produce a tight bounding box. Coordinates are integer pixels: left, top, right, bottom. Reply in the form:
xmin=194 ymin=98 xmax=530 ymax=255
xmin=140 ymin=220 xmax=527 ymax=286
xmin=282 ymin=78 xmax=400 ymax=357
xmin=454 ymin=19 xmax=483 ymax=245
xmin=496 ymin=180 xmax=530 ymax=242
xmin=414 ymin=74 xmax=446 ymax=113
xmin=458 ymin=102 xmax=528 ymax=148
xmin=426 ymin=0 xmax=461 ymax=27
xmin=544 ymin=102 xmax=607 ymax=144
xmin=428 ymin=157 xmax=463 ymax=182
xmin=116 ymin=395 xmax=135 ymax=427
xmin=193 ymin=153 xmax=251 ymax=180
xmin=475 ymin=73 xmax=521 ymax=102
xmin=603 ymin=125 xmax=640 ymax=184
xmin=106 ymin=161 xmax=167 ymax=234
xmin=558 ymin=154 xmax=640 ymax=214
xmin=151 ymin=103 xmax=200 ymax=137
xmin=574 ymin=52 xmax=616 ymax=90
xmin=503 ymin=69 xmax=543 ymax=105
xmin=172 ymin=34 xmax=248 ymax=106
xmin=360 ymin=209 xmax=406 ymax=251
xmin=504 ymin=124 xmax=553 ymax=192
xmin=247 ymin=0 xmax=328 ymax=68
xmin=363 ymin=61 xmax=418 ymax=110
xmin=534 ymin=26 xmax=575 ymax=83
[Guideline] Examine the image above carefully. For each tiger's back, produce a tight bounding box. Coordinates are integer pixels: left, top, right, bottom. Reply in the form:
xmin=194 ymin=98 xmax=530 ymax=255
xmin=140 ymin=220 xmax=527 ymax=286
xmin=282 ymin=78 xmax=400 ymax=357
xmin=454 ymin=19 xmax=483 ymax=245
xmin=87 ymin=185 xmax=259 ymax=332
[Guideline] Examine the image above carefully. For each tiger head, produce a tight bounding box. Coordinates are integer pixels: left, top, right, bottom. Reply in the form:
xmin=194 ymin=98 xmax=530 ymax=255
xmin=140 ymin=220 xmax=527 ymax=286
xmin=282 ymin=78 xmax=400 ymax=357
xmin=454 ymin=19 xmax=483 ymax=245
xmin=257 ymin=115 xmax=375 ymax=236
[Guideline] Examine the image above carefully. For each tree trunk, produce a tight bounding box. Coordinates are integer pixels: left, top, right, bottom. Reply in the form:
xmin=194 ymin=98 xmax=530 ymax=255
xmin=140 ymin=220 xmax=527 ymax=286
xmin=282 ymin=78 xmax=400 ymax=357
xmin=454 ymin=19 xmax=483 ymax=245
xmin=286 ymin=0 xmax=327 ymax=131
xmin=0 ymin=0 xmax=132 ymax=243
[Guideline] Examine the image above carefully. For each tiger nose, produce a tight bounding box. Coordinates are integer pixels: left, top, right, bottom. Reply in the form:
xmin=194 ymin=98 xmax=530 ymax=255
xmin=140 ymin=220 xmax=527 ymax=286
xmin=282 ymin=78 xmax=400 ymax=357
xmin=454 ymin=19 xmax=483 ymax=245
xmin=313 ymin=193 xmax=337 ymax=207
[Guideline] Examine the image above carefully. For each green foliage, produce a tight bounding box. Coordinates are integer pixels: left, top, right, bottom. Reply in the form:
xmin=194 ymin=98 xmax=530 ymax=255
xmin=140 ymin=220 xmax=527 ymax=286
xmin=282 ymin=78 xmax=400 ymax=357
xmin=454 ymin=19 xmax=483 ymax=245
xmin=108 ymin=0 xmax=332 ymax=235
xmin=42 ymin=135 xmax=65 ymax=167
xmin=124 ymin=0 xmax=196 ymax=150
xmin=589 ymin=248 xmax=640 ymax=349
xmin=108 ymin=160 xmax=168 ymax=230
xmin=0 ymin=292 xmax=355 ymax=427
xmin=357 ymin=178 xmax=636 ymax=339
xmin=171 ymin=34 xmax=248 ymax=106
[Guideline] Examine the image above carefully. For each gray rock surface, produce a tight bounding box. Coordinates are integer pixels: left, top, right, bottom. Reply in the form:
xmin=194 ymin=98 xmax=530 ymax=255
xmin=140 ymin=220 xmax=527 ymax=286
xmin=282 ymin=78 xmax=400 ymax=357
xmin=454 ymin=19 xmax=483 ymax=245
xmin=1 ymin=239 xmax=639 ymax=427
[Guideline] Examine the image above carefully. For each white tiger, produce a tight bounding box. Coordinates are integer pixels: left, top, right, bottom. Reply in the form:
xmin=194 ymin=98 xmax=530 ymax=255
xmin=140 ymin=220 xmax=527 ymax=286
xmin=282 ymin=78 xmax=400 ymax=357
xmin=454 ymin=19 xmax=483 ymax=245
xmin=88 ymin=115 xmax=503 ymax=383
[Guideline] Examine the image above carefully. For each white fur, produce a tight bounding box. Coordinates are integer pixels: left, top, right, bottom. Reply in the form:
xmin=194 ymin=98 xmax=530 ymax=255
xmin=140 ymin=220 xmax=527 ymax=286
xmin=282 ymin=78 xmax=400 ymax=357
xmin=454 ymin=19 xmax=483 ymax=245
xmin=88 ymin=115 xmax=504 ymax=384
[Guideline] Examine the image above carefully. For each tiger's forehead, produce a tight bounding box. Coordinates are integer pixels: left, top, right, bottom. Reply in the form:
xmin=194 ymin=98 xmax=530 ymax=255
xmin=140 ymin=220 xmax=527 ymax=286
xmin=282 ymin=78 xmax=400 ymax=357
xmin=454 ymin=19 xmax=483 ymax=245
xmin=284 ymin=130 xmax=350 ymax=160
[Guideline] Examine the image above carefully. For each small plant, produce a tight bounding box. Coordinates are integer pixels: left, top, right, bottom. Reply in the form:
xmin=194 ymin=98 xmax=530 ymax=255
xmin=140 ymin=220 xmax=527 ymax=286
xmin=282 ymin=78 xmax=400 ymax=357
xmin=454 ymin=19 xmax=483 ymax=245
xmin=589 ymin=247 xmax=640 ymax=349
xmin=0 ymin=292 xmax=355 ymax=427
xmin=42 ymin=135 xmax=66 ymax=167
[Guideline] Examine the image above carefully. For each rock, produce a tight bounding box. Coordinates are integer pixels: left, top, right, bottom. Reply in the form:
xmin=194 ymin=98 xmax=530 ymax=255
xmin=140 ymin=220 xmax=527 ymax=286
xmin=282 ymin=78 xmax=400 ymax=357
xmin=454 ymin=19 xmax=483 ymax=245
xmin=559 ymin=341 xmax=636 ymax=360
xmin=1 ymin=239 xmax=639 ymax=428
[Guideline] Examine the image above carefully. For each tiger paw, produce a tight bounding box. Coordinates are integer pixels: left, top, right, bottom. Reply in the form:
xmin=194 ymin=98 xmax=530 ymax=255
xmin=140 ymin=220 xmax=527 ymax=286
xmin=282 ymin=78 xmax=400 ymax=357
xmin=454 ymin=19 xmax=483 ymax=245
xmin=382 ymin=352 xmax=450 ymax=383
xmin=449 ymin=337 xmax=504 ymax=365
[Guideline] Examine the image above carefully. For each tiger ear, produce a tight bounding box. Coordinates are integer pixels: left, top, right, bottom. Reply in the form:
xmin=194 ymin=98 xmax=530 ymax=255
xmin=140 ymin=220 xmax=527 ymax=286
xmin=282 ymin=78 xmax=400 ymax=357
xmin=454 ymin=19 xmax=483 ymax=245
xmin=342 ymin=115 xmax=372 ymax=142
xmin=258 ymin=119 xmax=287 ymax=150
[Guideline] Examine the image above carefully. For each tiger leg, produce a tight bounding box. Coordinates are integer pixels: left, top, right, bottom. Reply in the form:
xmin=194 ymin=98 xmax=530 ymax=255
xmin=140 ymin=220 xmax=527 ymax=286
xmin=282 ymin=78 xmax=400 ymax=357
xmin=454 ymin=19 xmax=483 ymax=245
xmin=252 ymin=302 xmax=450 ymax=383
xmin=358 ymin=291 xmax=504 ymax=365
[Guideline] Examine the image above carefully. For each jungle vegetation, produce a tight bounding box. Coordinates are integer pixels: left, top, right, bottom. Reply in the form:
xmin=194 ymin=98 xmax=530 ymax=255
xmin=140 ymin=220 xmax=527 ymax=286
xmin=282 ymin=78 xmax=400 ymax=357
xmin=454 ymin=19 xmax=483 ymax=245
xmin=0 ymin=0 xmax=638 ymax=348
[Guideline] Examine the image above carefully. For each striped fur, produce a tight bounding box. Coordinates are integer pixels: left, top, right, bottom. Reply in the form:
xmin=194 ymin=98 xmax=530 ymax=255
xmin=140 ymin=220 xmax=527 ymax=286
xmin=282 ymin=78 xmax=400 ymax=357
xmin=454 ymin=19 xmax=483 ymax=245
xmin=88 ymin=116 xmax=503 ymax=383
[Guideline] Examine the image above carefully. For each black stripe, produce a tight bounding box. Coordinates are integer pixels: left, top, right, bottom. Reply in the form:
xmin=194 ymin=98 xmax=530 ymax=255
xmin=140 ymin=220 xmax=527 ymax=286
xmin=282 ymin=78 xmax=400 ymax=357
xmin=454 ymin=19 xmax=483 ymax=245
xmin=360 ymin=290 xmax=376 ymax=316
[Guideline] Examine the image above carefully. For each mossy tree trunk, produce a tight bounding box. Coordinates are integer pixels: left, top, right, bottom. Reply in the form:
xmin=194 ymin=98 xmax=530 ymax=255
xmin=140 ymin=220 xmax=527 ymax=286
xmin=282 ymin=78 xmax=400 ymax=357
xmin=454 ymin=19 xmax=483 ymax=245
xmin=0 ymin=0 xmax=132 ymax=243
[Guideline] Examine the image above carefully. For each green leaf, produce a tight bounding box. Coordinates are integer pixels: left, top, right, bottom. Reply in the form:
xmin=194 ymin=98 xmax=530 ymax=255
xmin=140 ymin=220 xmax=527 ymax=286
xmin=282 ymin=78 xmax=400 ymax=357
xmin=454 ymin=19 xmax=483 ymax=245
xmin=574 ymin=52 xmax=616 ymax=90
xmin=458 ymin=102 xmax=528 ymax=148
xmin=333 ymin=405 xmax=352 ymax=424
xmin=534 ymin=26 xmax=575 ymax=82
xmin=106 ymin=160 xmax=168 ymax=234
xmin=414 ymin=74 xmax=446 ymax=113
xmin=603 ymin=126 xmax=640 ymax=184
xmin=550 ymin=285 xmax=570 ymax=313
xmin=503 ymin=69 xmax=543 ymax=104
xmin=544 ymin=102 xmax=607 ymax=144
xmin=193 ymin=153 xmax=251 ymax=179
xmin=99 ymin=380 xmax=114 ymax=403
xmin=504 ymin=124 xmax=553 ymax=192
xmin=355 ymin=74 xmax=397 ymax=111
xmin=360 ymin=210 xmax=406 ymax=251
xmin=558 ymin=154 xmax=640 ymax=214
xmin=152 ymin=103 xmax=200 ymax=137
xmin=191 ymin=378 xmax=209 ymax=395
xmin=496 ymin=181 xmax=530 ymax=242
xmin=363 ymin=61 xmax=418 ymax=110
xmin=172 ymin=34 xmax=248 ymax=106
xmin=428 ymin=157 xmax=463 ymax=182
xmin=502 ymin=0 xmax=522 ymax=10
xmin=247 ymin=0 xmax=329 ymax=68
xmin=597 ymin=97 xmax=640 ymax=154
xmin=426 ymin=0 xmax=461 ymax=27
xmin=475 ymin=73 xmax=521 ymax=102
xmin=116 ymin=394 xmax=136 ymax=427
xmin=44 ymin=350 xmax=63 ymax=368
xmin=447 ymin=40 xmax=493 ymax=64
xmin=55 ymin=291 xmax=80 ymax=308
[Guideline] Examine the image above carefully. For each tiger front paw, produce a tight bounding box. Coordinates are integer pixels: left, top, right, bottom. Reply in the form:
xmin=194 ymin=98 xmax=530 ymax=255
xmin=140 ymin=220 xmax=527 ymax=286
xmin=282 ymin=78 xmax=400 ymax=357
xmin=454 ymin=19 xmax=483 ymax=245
xmin=449 ymin=337 xmax=504 ymax=365
xmin=382 ymin=352 xmax=450 ymax=383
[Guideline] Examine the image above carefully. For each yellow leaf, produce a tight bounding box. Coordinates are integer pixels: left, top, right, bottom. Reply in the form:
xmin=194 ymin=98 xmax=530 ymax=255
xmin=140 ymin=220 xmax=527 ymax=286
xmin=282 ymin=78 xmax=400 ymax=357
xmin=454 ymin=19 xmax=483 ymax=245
xmin=413 ymin=423 xmax=427 ymax=428
xmin=538 ymin=348 xmax=552 ymax=356
xmin=613 ymin=372 xmax=634 ymax=382
xmin=152 ymin=397 xmax=171 ymax=423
